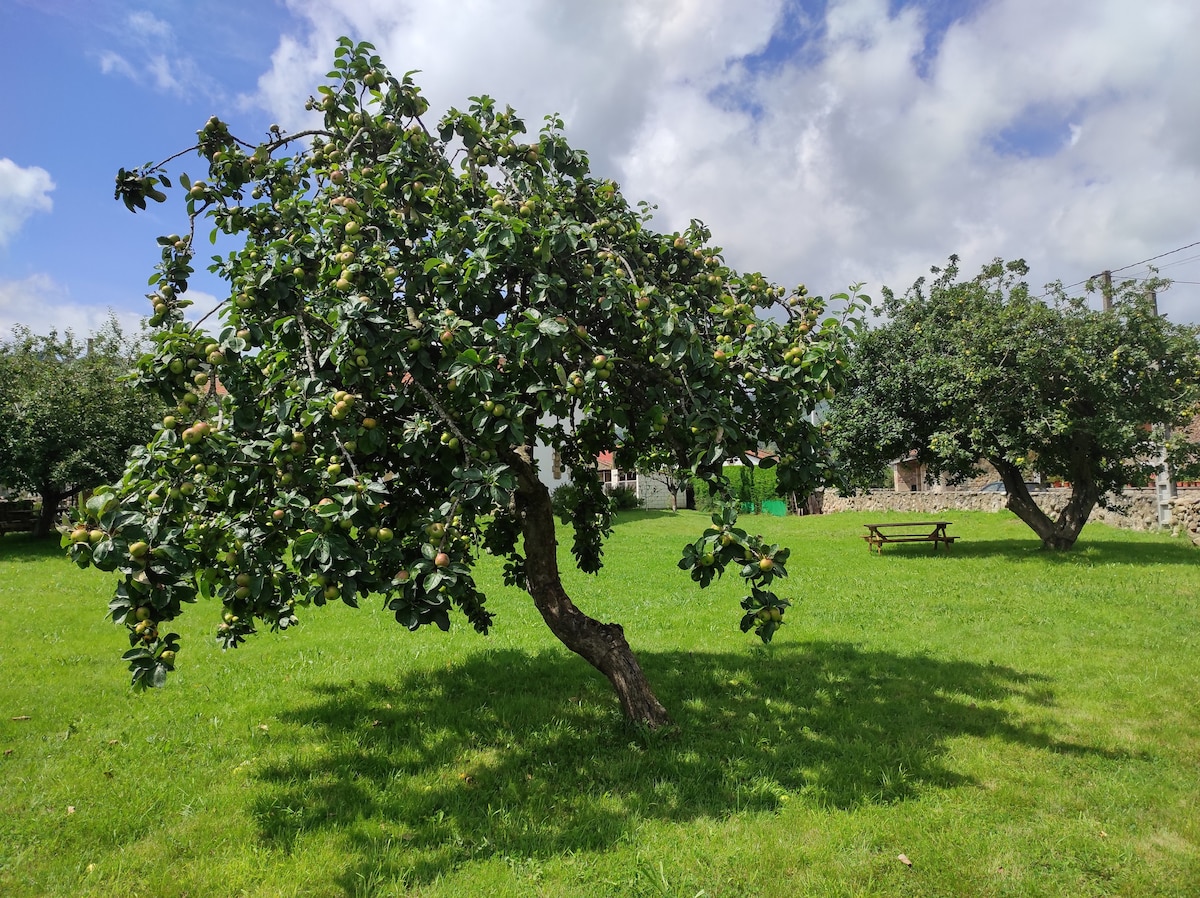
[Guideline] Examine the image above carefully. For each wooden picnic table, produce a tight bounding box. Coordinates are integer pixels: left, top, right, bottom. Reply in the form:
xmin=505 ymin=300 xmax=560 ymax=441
xmin=0 ymin=499 xmax=40 ymax=536
xmin=862 ymin=521 xmax=957 ymax=554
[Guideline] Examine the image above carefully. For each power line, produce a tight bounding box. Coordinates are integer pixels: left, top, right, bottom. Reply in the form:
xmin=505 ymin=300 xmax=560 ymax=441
xmin=1050 ymin=238 xmax=1200 ymax=297
xmin=1109 ymin=240 xmax=1200 ymax=275
xmin=1151 ymin=252 xmax=1200 ymax=272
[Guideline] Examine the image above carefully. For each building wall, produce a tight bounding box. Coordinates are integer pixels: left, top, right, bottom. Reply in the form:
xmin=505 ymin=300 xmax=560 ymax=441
xmin=893 ymin=461 xmax=925 ymax=492
xmin=633 ymin=472 xmax=674 ymax=509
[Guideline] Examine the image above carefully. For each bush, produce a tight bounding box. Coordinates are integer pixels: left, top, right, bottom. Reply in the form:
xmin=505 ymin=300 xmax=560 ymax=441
xmin=552 ymin=482 xmax=640 ymax=520
xmin=550 ymin=483 xmax=581 ymax=522
xmin=608 ymin=485 xmax=642 ymax=511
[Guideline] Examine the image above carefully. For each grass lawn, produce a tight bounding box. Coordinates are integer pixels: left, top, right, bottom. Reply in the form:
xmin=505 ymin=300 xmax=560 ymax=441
xmin=1 ymin=509 xmax=1198 ymax=896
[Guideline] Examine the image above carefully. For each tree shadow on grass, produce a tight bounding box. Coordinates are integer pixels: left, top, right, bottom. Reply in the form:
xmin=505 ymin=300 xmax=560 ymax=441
xmin=250 ymin=641 xmax=1132 ymax=891
xmin=0 ymin=533 xmax=61 ymax=564
xmin=935 ymin=537 xmax=1199 ymax=566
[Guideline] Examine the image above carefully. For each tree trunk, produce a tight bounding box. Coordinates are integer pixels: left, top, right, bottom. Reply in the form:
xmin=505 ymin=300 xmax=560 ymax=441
xmin=511 ymin=452 xmax=673 ymax=728
xmin=34 ymin=486 xmax=63 ymax=538
xmin=993 ymin=461 xmax=1096 ymax=550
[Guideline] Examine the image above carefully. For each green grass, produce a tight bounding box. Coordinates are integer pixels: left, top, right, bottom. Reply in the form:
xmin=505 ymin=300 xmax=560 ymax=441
xmin=1 ymin=510 xmax=1198 ymax=896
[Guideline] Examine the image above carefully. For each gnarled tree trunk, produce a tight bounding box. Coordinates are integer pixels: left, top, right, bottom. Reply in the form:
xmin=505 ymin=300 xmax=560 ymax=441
xmin=993 ymin=460 xmax=1098 ymax=550
xmin=511 ymin=452 xmax=673 ymax=728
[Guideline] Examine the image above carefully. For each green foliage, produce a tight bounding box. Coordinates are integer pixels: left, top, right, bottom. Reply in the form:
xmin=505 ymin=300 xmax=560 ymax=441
xmin=826 ymin=256 xmax=1200 ymax=548
xmin=677 ymin=505 xmax=791 ymax=641
xmin=84 ymin=38 xmax=866 ymax=698
xmin=0 ymin=319 xmax=161 ymax=534
xmin=607 ymin=484 xmax=642 ymax=511
xmin=693 ymin=464 xmax=779 ymax=513
xmin=550 ymin=481 xmax=581 ymax=520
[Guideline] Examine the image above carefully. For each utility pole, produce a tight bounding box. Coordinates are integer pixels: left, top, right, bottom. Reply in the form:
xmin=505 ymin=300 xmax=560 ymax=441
xmin=1147 ymin=281 xmax=1175 ymax=526
xmin=1100 ymin=270 xmax=1113 ymax=311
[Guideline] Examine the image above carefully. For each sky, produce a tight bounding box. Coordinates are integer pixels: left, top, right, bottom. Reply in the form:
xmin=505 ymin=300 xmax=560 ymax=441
xmin=2 ymin=0 xmax=1199 ymax=340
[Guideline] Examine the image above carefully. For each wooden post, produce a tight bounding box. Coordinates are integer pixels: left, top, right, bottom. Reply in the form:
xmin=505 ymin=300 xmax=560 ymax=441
xmin=1100 ymin=270 xmax=1113 ymax=311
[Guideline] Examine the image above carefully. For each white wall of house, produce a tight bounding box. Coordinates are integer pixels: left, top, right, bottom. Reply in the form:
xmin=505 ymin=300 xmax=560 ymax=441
xmin=632 ymin=472 xmax=673 ymax=509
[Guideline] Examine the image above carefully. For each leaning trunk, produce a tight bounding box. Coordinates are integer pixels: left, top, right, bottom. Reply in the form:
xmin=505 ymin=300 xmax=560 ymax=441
xmin=512 ymin=455 xmax=673 ymax=728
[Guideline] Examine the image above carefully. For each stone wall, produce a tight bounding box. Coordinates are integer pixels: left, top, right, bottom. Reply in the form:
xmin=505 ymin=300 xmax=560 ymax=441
xmin=822 ymin=487 xmax=1199 ymax=537
xmin=1171 ymin=495 xmax=1200 ymax=546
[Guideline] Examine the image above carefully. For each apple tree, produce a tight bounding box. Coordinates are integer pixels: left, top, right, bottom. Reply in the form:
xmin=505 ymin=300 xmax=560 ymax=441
xmin=72 ymin=39 xmax=865 ymax=727
xmin=0 ymin=320 xmax=162 ymax=537
xmin=825 ymin=256 xmax=1200 ymax=550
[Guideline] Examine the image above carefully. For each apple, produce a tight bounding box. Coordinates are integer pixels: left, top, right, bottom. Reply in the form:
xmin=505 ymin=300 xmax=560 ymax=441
xmin=434 ymin=552 xmax=451 ymax=568
xmin=758 ymin=557 xmax=774 ymax=572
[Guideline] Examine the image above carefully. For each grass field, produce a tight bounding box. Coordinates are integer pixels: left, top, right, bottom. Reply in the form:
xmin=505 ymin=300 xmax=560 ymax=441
xmin=1 ymin=509 xmax=1198 ymax=897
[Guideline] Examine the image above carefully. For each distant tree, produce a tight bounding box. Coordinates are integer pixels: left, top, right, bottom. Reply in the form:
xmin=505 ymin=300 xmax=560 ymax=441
xmin=71 ymin=39 xmax=867 ymax=725
xmin=0 ymin=320 xmax=161 ymax=536
xmin=825 ymin=257 xmax=1200 ymax=550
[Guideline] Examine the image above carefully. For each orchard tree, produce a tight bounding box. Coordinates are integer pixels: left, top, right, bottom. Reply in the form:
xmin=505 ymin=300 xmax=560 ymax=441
xmin=71 ymin=39 xmax=866 ymax=727
xmin=826 ymin=256 xmax=1200 ymax=550
xmin=0 ymin=320 xmax=162 ymax=536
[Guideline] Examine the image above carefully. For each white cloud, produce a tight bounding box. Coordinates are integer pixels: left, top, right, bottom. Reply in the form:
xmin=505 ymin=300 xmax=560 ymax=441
xmin=0 ymin=275 xmax=226 ymax=343
xmin=127 ymin=10 xmax=173 ymax=42
xmin=0 ymin=275 xmax=143 ymax=339
xmin=0 ymin=159 xmax=54 ymax=246
xmin=96 ymin=11 xmax=221 ymax=98
xmin=243 ymin=0 xmax=1200 ymax=318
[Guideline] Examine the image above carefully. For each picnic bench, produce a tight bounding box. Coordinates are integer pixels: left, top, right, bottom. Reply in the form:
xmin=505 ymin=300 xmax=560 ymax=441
xmin=0 ymin=499 xmax=40 ymax=536
xmin=862 ymin=521 xmax=957 ymax=554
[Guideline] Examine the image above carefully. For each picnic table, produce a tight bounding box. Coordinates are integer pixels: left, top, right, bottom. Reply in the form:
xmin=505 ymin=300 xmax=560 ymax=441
xmin=0 ymin=499 xmax=40 ymax=536
xmin=862 ymin=521 xmax=957 ymax=554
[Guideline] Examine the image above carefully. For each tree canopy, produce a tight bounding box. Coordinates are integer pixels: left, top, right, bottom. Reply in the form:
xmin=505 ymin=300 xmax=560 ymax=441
xmin=70 ymin=39 xmax=866 ymax=727
xmin=826 ymin=256 xmax=1200 ymax=549
xmin=0 ymin=320 xmax=161 ymax=536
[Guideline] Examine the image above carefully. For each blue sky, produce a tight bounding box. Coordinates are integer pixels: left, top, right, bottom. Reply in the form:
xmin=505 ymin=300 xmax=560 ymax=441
xmin=2 ymin=0 xmax=1198 ymax=338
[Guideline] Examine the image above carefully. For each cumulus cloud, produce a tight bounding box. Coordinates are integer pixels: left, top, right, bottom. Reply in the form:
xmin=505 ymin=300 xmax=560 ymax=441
xmin=0 ymin=159 xmax=54 ymax=246
xmin=246 ymin=0 xmax=1200 ymax=319
xmin=0 ymin=275 xmax=143 ymax=339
